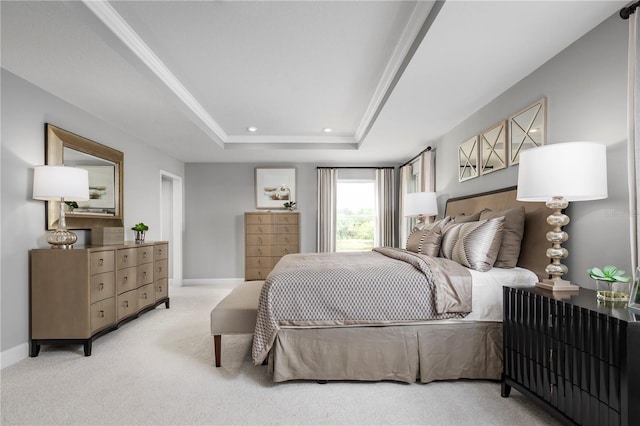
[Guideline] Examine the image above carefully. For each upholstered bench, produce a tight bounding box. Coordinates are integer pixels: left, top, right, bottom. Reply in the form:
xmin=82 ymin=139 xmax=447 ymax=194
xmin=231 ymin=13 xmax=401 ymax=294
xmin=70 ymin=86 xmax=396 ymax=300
xmin=210 ymin=280 xmax=264 ymax=367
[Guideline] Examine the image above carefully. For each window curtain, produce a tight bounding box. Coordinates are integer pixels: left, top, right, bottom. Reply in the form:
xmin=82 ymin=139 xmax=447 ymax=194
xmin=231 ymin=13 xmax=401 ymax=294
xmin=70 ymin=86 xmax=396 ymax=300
xmin=398 ymin=165 xmax=412 ymax=248
xmin=422 ymin=150 xmax=436 ymax=194
xmin=627 ymin=10 xmax=640 ymax=272
xmin=317 ymin=168 xmax=337 ymax=252
xmin=374 ymin=168 xmax=395 ymax=247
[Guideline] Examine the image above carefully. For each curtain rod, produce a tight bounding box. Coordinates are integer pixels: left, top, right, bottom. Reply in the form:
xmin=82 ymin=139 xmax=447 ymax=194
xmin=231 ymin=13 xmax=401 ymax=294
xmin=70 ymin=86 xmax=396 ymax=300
xmin=621 ymin=1 xmax=639 ymax=19
xmin=400 ymin=146 xmax=433 ymax=169
xmin=316 ymin=166 xmax=394 ymax=170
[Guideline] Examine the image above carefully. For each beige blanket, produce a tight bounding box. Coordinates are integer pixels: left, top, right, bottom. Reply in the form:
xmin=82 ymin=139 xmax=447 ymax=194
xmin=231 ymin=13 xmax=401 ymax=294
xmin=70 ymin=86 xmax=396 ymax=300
xmin=252 ymin=247 xmax=472 ymax=364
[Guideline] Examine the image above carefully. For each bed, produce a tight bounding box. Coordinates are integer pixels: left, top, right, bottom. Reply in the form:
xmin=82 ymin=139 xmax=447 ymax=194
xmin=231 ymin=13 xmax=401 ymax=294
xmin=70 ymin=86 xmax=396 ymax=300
xmin=255 ymin=186 xmax=549 ymax=383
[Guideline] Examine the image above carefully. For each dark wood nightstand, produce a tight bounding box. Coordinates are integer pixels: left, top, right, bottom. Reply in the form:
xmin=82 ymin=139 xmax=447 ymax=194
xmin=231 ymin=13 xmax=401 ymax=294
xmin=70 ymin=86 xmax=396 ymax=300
xmin=502 ymin=285 xmax=640 ymax=426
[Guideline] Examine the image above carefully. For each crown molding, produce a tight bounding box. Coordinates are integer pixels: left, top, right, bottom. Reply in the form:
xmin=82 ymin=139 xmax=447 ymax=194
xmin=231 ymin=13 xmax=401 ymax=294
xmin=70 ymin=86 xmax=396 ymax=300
xmin=81 ymin=0 xmax=228 ymax=147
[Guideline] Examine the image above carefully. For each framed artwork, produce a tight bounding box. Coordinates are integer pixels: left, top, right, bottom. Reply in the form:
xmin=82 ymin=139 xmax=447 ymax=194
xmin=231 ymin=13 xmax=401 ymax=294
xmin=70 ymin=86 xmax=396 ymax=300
xmin=509 ymin=98 xmax=546 ymax=165
xmin=480 ymin=121 xmax=507 ymax=175
xmin=255 ymin=167 xmax=296 ymax=209
xmin=458 ymin=136 xmax=479 ymax=182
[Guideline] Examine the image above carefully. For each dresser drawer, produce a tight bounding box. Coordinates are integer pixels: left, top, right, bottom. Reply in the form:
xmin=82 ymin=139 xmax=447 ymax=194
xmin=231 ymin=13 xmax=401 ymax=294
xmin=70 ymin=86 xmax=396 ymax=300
xmin=90 ymin=297 xmax=115 ymax=334
xmin=274 ymin=234 xmax=298 ymax=246
xmin=90 ymin=272 xmax=115 ymax=304
xmin=117 ymin=266 xmax=138 ymax=294
xmin=246 ymin=224 xmax=273 ymax=234
xmin=137 ymin=262 xmax=154 ymax=285
xmin=138 ymin=283 xmax=155 ymax=310
xmin=137 ymin=246 xmax=154 ymax=265
xmin=273 ymin=224 xmax=297 ymax=235
xmin=154 ymin=244 xmax=168 ymax=260
xmin=246 ymin=268 xmax=271 ymax=281
xmin=155 ymin=277 xmax=168 ymax=301
xmin=117 ymin=248 xmax=138 ymax=269
xmin=154 ymin=260 xmax=168 ymax=280
xmin=245 ymin=214 xmax=273 ymax=225
xmin=116 ymin=289 xmax=138 ymax=321
xmin=273 ymin=245 xmax=298 ymax=257
xmin=274 ymin=214 xmax=298 ymax=225
xmin=246 ymin=257 xmax=273 ymax=269
xmin=90 ymin=251 xmax=115 ymax=274
xmin=246 ymin=234 xmax=273 ymax=246
xmin=246 ymin=245 xmax=272 ymax=257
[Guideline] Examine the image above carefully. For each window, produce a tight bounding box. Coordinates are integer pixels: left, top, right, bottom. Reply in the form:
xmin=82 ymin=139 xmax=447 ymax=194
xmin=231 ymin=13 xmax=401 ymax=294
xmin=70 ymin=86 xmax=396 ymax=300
xmin=336 ymin=180 xmax=376 ymax=252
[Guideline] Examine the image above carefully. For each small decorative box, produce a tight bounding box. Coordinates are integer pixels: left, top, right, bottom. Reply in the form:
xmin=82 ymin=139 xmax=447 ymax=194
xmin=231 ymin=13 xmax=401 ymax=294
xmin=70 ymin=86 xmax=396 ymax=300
xmin=91 ymin=227 xmax=124 ymax=245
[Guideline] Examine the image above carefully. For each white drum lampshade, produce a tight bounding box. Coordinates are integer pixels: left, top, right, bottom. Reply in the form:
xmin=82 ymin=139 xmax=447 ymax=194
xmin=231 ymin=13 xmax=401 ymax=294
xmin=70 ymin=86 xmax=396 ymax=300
xmin=404 ymin=191 xmax=438 ymax=218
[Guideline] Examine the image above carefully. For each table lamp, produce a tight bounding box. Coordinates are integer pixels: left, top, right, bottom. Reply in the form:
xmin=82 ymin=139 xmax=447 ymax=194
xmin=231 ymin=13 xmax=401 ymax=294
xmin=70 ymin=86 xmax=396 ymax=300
xmin=517 ymin=142 xmax=607 ymax=292
xmin=404 ymin=191 xmax=438 ymax=224
xmin=33 ymin=165 xmax=90 ymax=249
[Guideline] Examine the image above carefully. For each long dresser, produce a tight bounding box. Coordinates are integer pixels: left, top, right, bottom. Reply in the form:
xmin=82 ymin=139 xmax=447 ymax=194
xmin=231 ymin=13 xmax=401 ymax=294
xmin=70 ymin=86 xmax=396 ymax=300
xmin=30 ymin=241 xmax=169 ymax=357
xmin=502 ymin=285 xmax=640 ymax=425
xmin=244 ymin=212 xmax=299 ymax=281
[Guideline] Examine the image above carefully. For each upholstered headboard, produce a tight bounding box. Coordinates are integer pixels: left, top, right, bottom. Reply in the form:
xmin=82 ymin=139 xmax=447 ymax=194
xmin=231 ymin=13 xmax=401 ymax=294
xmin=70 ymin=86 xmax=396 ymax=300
xmin=445 ymin=186 xmax=549 ymax=280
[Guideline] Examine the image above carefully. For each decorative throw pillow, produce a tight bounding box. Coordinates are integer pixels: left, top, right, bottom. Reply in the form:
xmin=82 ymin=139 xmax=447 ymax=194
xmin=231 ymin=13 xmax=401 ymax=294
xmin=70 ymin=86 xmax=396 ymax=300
xmin=412 ymin=216 xmax=451 ymax=232
xmin=406 ymin=228 xmax=442 ymax=257
xmin=452 ymin=211 xmax=482 ymax=223
xmin=440 ymin=217 xmax=505 ymax=272
xmin=479 ymin=206 xmax=525 ymax=268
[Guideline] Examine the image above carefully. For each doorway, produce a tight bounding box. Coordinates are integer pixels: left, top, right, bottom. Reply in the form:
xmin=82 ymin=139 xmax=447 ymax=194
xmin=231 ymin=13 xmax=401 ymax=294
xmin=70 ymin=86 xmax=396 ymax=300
xmin=160 ymin=170 xmax=183 ymax=286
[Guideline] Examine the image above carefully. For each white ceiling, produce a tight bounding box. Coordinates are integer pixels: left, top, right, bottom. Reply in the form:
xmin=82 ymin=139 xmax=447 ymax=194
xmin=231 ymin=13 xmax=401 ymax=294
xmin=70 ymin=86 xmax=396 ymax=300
xmin=1 ymin=0 xmax=627 ymax=164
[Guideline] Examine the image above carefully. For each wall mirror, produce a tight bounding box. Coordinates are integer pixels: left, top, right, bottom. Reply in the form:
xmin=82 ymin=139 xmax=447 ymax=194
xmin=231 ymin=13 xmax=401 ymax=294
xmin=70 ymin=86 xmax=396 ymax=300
xmin=509 ymin=98 xmax=546 ymax=165
xmin=458 ymin=136 xmax=478 ymax=182
xmin=45 ymin=123 xmax=124 ymax=230
xmin=480 ymin=120 xmax=507 ymax=175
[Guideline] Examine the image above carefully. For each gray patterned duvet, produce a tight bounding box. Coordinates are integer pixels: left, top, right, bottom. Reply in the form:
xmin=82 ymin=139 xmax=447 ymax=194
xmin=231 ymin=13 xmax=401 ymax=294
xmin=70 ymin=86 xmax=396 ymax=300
xmin=252 ymin=247 xmax=472 ymax=364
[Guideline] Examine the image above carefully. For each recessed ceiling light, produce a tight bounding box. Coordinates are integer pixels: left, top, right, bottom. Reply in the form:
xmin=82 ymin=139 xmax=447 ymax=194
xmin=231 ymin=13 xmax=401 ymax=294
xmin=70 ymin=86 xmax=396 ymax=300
xmin=323 ymin=128 xmax=332 ymax=133
xmin=247 ymin=126 xmax=257 ymax=133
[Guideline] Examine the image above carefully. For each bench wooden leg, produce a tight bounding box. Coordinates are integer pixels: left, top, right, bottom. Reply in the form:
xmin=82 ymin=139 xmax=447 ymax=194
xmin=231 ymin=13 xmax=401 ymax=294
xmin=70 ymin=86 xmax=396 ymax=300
xmin=214 ymin=335 xmax=221 ymax=367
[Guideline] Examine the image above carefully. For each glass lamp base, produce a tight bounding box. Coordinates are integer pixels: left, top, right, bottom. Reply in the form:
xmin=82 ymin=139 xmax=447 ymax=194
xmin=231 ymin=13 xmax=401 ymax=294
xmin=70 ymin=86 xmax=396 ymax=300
xmin=47 ymin=229 xmax=78 ymax=249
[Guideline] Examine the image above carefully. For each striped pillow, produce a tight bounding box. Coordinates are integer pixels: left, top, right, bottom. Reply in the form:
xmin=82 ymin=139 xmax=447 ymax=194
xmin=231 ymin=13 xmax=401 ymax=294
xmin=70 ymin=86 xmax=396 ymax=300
xmin=440 ymin=217 xmax=505 ymax=272
xmin=406 ymin=228 xmax=442 ymax=257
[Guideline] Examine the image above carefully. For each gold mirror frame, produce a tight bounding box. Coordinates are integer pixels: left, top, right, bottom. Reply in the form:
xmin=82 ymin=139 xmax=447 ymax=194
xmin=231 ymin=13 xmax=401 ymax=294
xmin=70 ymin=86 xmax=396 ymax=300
xmin=458 ymin=136 xmax=479 ymax=182
xmin=509 ymin=98 xmax=546 ymax=165
xmin=480 ymin=120 xmax=507 ymax=175
xmin=45 ymin=124 xmax=124 ymax=230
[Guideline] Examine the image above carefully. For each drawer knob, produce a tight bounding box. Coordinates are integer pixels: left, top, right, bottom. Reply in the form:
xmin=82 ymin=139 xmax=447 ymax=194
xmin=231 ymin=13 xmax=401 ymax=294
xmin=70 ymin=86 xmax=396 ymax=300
xmin=99 ymin=283 xmax=104 ymax=291
xmin=143 ymin=252 xmax=147 ymax=258
xmin=124 ymin=276 xmax=128 ymax=282
xmin=258 ymin=237 xmax=262 ymax=244
xmin=158 ymin=286 xmax=162 ymax=292
xmin=143 ymin=271 xmax=147 ymax=277
xmin=257 ymin=249 xmax=262 ymax=255
xmin=123 ymin=301 xmax=129 ymax=308
xmin=98 ymin=310 xmax=105 ymax=318
xmin=124 ymin=255 xmax=128 ymax=260
xmin=99 ymin=258 xmax=104 ymax=266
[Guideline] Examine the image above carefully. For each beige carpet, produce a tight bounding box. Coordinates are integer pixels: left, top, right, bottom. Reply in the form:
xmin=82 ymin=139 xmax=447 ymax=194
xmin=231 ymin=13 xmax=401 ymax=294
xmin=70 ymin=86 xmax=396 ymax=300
xmin=1 ymin=285 xmax=560 ymax=425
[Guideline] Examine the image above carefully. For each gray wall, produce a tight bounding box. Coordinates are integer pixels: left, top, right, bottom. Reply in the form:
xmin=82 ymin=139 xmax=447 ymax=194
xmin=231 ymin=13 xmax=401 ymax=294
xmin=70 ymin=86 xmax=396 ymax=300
xmin=1 ymin=69 xmax=185 ymax=355
xmin=433 ymin=14 xmax=630 ymax=287
xmin=184 ymin=163 xmax=319 ymax=279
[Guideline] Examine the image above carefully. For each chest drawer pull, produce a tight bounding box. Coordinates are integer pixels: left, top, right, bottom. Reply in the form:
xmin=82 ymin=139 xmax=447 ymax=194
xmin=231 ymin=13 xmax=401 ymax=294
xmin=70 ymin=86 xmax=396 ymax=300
xmin=123 ymin=276 xmax=128 ymax=282
xmin=99 ymin=258 xmax=104 ymax=266
xmin=98 ymin=310 xmax=105 ymax=318
xmin=98 ymin=283 xmax=104 ymax=291
xmin=123 ymin=300 xmax=129 ymax=308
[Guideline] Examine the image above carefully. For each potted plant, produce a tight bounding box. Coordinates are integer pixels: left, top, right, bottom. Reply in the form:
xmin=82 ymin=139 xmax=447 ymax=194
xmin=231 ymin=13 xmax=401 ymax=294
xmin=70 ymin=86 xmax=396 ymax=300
xmin=131 ymin=222 xmax=149 ymax=244
xmin=587 ymin=264 xmax=631 ymax=302
xmin=283 ymin=201 xmax=297 ymax=211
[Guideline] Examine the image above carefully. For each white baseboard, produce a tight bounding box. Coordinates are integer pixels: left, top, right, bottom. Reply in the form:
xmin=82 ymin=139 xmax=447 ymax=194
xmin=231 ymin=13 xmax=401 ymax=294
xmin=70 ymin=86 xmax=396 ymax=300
xmin=182 ymin=278 xmax=245 ymax=287
xmin=1 ymin=343 xmax=29 ymax=369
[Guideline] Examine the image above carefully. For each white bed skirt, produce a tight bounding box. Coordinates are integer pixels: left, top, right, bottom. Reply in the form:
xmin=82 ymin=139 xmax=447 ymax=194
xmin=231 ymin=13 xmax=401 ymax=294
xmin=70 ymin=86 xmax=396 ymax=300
xmin=268 ymin=321 xmax=502 ymax=383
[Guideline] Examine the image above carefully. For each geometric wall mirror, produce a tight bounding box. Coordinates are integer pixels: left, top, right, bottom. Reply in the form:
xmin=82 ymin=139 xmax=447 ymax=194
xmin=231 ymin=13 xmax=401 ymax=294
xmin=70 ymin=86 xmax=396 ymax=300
xmin=459 ymin=135 xmax=479 ymax=182
xmin=509 ymin=97 xmax=546 ymax=165
xmin=480 ymin=120 xmax=507 ymax=175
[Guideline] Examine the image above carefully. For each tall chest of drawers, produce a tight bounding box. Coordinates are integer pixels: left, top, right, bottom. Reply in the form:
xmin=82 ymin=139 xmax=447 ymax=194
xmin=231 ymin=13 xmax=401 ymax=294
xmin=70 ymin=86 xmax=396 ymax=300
xmin=244 ymin=212 xmax=299 ymax=281
xmin=30 ymin=241 xmax=170 ymax=357
xmin=502 ymin=285 xmax=640 ymax=425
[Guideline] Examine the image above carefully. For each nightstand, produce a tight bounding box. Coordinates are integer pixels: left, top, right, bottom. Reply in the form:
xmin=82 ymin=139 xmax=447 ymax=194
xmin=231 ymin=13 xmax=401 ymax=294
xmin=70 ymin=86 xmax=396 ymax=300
xmin=502 ymin=285 xmax=640 ymax=426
